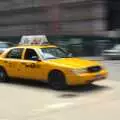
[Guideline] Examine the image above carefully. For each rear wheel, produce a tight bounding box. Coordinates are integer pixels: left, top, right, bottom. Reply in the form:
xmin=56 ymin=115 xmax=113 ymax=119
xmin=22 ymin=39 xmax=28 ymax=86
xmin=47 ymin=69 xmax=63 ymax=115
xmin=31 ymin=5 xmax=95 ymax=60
xmin=48 ymin=71 xmax=67 ymax=90
xmin=0 ymin=67 xmax=8 ymax=82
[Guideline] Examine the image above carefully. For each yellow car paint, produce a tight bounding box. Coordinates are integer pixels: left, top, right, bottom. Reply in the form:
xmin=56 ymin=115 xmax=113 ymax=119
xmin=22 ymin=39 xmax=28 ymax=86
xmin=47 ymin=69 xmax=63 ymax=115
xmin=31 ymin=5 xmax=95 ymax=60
xmin=0 ymin=45 xmax=108 ymax=86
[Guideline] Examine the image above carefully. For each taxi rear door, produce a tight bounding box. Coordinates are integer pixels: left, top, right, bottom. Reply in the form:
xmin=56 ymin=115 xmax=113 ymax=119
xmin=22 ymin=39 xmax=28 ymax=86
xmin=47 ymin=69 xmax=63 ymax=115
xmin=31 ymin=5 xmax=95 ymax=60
xmin=3 ymin=48 xmax=24 ymax=77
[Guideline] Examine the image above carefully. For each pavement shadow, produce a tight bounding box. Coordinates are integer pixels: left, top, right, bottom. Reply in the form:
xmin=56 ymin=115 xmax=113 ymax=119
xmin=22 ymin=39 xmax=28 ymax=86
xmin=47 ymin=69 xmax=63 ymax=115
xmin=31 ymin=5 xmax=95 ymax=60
xmin=58 ymin=84 xmax=111 ymax=98
xmin=65 ymin=84 xmax=110 ymax=92
xmin=5 ymin=79 xmax=110 ymax=94
xmin=6 ymin=79 xmax=50 ymax=90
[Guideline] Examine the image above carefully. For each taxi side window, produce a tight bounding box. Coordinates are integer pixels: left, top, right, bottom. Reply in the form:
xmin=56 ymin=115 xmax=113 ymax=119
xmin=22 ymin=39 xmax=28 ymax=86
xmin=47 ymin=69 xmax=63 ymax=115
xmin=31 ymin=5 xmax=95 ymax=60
xmin=24 ymin=49 xmax=38 ymax=60
xmin=6 ymin=48 xmax=23 ymax=59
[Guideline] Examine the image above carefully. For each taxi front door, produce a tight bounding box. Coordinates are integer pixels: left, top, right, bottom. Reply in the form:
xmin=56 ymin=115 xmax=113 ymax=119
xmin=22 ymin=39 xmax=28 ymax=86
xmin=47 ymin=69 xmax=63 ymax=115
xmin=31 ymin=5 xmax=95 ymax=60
xmin=19 ymin=48 xmax=44 ymax=80
xmin=19 ymin=60 xmax=43 ymax=80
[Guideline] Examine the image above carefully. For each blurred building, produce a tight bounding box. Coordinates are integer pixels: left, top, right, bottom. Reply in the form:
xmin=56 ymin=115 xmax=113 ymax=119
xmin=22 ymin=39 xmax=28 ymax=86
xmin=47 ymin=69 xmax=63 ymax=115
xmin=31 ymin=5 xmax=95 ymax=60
xmin=0 ymin=0 xmax=107 ymax=37
xmin=107 ymin=0 xmax=120 ymax=30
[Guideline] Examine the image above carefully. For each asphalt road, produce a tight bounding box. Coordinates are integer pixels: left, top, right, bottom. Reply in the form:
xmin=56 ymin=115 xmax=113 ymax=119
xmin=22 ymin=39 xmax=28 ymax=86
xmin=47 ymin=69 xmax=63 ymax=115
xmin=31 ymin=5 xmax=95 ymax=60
xmin=0 ymin=60 xmax=120 ymax=120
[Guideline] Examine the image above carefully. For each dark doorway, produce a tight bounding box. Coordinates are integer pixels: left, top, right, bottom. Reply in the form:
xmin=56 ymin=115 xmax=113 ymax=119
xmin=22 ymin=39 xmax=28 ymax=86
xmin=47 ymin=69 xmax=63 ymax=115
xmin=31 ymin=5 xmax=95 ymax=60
xmin=107 ymin=0 xmax=120 ymax=30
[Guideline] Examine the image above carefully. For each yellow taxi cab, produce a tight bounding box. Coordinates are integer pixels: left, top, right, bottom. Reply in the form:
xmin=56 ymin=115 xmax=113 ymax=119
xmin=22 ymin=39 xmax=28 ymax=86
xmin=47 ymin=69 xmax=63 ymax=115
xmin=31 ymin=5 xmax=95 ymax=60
xmin=0 ymin=44 xmax=108 ymax=90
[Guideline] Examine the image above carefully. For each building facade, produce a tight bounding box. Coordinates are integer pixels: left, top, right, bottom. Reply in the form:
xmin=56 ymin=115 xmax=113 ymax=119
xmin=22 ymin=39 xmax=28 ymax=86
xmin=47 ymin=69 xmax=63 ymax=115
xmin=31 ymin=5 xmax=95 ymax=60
xmin=0 ymin=0 xmax=107 ymax=37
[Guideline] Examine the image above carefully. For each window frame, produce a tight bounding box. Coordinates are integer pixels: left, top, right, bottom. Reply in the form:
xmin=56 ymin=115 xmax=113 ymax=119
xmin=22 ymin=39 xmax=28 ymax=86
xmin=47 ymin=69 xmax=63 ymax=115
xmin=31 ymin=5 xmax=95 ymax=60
xmin=5 ymin=48 xmax=24 ymax=59
xmin=24 ymin=48 xmax=39 ymax=61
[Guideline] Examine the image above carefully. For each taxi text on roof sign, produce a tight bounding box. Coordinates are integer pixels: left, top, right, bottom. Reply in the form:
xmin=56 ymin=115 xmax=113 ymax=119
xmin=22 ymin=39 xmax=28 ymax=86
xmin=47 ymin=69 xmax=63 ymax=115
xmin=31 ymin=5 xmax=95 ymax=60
xmin=19 ymin=35 xmax=49 ymax=45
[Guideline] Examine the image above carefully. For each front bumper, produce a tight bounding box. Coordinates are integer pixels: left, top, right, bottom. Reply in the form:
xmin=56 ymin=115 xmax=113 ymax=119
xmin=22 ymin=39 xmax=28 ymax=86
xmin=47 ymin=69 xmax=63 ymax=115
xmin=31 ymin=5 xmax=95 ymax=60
xmin=66 ymin=70 xmax=108 ymax=85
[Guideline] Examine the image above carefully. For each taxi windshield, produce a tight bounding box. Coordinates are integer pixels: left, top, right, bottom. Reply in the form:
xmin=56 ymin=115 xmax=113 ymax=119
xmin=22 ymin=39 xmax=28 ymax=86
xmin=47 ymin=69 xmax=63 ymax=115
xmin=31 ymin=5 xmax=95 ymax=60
xmin=40 ymin=47 xmax=72 ymax=60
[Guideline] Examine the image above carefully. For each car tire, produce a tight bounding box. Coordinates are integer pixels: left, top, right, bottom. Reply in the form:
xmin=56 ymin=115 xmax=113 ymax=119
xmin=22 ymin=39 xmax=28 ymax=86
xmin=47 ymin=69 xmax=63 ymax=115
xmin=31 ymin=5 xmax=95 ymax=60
xmin=0 ymin=67 xmax=9 ymax=82
xmin=48 ymin=71 xmax=67 ymax=90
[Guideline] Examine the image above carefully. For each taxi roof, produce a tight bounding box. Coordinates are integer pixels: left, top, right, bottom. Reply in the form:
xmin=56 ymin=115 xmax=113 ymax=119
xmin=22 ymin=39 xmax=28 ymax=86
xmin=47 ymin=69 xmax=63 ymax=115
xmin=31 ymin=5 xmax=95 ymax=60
xmin=14 ymin=44 xmax=57 ymax=49
xmin=17 ymin=35 xmax=57 ymax=49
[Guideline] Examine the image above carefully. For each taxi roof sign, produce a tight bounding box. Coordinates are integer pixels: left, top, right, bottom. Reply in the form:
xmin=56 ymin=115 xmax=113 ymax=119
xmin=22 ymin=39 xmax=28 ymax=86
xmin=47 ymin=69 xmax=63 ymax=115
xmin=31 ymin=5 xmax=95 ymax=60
xmin=19 ymin=35 xmax=49 ymax=45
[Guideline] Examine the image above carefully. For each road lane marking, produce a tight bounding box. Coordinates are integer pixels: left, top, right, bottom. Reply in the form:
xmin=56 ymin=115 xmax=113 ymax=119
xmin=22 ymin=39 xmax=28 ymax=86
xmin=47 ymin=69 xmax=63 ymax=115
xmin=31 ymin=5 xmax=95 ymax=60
xmin=28 ymin=102 xmax=75 ymax=117
xmin=46 ymin=102 xmax=74 ymax=109
xmin=28 ymin=79 xmax=115 ymax=116
xmin=29 ymin=89 xmax=113 ymax=115
xmin=31 ymin=102 xmax=74 ymax=113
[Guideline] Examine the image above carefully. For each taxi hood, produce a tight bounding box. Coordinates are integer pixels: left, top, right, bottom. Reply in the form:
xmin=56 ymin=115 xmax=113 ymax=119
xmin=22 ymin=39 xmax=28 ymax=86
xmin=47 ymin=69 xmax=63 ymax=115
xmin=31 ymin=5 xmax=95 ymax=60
xmin=46 ymin=58 xmax=100 ymax=68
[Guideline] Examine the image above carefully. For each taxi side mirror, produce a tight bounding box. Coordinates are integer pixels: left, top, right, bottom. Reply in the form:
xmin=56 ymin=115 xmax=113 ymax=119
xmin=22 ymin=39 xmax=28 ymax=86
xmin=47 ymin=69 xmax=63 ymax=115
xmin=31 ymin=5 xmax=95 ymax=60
xmin=37 ymin=59 xmax=42 ymax=62
xmin=31 ymin=56 xmax=41 ymax=61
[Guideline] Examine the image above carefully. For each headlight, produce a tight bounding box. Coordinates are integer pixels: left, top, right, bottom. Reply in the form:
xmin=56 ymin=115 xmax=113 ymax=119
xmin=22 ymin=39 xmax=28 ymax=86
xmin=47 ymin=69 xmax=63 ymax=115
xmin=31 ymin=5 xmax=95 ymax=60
xmin=71 ymin=68 xmax=87 ymax=75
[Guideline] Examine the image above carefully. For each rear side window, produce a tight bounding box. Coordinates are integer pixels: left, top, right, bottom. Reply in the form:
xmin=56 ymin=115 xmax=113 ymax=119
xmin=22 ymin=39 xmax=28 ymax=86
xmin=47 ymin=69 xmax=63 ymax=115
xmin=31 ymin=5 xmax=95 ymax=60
xmin=6 ymin=48 xmax=24 ymax=59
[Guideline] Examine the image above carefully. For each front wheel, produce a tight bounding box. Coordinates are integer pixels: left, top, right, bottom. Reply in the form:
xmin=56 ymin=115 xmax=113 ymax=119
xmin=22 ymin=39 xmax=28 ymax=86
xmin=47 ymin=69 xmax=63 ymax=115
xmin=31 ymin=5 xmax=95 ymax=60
xmin=48 ymin=71 xmax=67 ymax=90
xmin=0 ymin=67 xmax=9 ymax=82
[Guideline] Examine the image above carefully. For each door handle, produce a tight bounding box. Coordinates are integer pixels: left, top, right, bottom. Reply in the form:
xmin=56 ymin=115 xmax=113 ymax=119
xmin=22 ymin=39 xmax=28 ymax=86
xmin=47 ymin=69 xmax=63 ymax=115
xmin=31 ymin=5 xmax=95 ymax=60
xmin=21 ymin=63 xmax=37 ymax=68
xmin=21 ymin=62 xmax=26 ymax=65
xmin=3 ymin=61 xmax=9 ymax=63
xmin=21 ymin=63 xmax=30 ymax=67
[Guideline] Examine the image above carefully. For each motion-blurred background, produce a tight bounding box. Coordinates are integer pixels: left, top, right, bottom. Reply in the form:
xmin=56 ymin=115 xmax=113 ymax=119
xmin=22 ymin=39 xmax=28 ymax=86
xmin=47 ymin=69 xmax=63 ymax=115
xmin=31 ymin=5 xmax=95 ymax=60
xmin=0 ymin=0 xmax=119 ymax=56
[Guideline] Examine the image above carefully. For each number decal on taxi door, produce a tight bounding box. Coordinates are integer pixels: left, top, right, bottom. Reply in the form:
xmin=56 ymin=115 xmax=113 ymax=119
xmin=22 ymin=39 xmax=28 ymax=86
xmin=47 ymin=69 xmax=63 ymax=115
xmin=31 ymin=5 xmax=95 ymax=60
xmin=25 ymin=63 xmax=40 ymax=68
